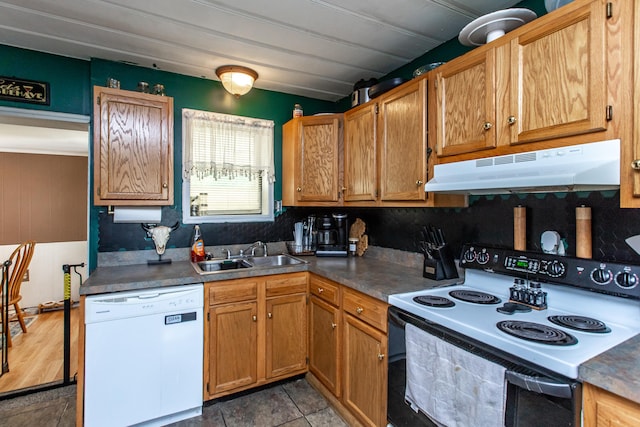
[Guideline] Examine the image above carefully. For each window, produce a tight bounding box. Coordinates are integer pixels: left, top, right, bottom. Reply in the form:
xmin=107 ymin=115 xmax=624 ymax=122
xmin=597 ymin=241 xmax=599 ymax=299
xmin=182 ymin=109 xmax=275 ymax=223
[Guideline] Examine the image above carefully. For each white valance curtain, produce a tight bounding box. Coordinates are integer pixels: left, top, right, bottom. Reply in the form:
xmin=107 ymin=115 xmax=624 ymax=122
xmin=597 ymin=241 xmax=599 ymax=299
xmin=182 ymin=108 xmax=275 ymax=183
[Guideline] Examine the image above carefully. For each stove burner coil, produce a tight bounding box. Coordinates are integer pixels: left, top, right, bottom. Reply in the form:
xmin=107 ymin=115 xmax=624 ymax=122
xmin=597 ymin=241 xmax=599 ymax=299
xmin=449 ymin=290 xmax=501 ymax=304
xmin=497 ymin=320 xmax=578 ymax=346
xmin=413 ymin=295 xmax=455 ymax=308
xmin=548 ymin=315 xmax=611 ymax=333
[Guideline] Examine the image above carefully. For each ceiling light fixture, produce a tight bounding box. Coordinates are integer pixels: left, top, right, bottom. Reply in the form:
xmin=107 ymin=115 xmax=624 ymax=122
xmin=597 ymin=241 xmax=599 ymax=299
xmin=215 ymin=65 xmax=258 ymax=97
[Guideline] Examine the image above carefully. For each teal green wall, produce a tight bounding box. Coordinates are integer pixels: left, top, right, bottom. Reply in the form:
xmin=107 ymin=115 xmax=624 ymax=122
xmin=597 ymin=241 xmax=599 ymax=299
xmin=0 ymin=45 xmax=91 ymax=115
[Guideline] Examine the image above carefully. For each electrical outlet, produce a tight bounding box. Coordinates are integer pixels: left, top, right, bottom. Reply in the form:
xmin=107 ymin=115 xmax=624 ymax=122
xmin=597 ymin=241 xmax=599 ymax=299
xmin=22 ymin=269 xmax=29 ymax=282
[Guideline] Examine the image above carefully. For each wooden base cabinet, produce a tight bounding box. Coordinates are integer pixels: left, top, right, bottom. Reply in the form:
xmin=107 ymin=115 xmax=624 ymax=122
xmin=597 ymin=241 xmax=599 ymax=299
xmin=308 ymin=274 xmax=389 ymax=426
xmin=309 ymin=275 xmax=342 ymax=397
xmin=343 ymin=313 xmax=388 ymax=427
xmin=209 ymin=301 xmax=258 ymax=395
xmin=266 ymin=293 xmax=307 ymax=379
xmin=584 ymin=383 xmax=640 ymax=427
xmin=204 ymin=273 xmax=308 ymax=400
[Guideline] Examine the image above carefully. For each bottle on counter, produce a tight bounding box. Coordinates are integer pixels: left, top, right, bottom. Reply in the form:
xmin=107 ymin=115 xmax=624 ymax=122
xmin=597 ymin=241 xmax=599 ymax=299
xmin=190 ymin=225 xmax=205 ymax=262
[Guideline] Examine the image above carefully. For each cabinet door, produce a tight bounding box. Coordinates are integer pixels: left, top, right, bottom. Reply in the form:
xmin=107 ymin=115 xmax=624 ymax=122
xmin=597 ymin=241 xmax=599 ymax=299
xmin=344 ymin=103 xmax=377 ymax=203
xmin=298 ymin=116 xmax=341 ymax=203
xmin=266 ymin=294 xmax=307 ymax=379
xmin=208 ymin=302 xmax=257 ymax=396
xmin=379 ymin=80 xmax=427 ymax=201
xmin=343 ymin=314 xmax=388 ymax=427
xmin=583 ymin=383 xmax=640 ymax=427
xmin=435 ymin=48 xmax=497 ymax=157
xmin=509 ymin=1 xmax=606 ymax=145
xmin=93 ymin=86 xmax=173 ymax=205
xmin=309 ymin=295 xmax=341 ymax=397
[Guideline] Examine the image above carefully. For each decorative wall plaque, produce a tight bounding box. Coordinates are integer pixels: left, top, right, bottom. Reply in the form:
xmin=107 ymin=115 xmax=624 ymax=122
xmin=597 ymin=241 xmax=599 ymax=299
xmin=0 ymin=76 xmax=50 ymax=105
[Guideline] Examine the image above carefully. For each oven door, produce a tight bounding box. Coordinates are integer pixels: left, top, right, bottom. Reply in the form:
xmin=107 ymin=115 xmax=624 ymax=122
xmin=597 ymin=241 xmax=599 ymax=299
xmin=388 ymin=306 xmax=582 ymax=427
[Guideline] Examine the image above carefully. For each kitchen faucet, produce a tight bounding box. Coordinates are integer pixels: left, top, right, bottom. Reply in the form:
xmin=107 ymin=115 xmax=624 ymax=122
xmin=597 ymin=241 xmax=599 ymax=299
xmin=240 ymin=241 xmax=268 ymax=257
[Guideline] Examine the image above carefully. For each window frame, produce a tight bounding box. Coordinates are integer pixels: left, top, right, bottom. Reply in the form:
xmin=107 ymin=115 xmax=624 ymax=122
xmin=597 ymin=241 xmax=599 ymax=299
xmin=181 ymin=109 xmax=275 ymax=224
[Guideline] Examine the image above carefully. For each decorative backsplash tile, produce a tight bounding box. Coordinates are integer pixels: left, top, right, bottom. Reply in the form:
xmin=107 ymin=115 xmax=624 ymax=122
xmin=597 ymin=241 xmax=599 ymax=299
xmin=98 ymin=191 xmax=640 ymax=264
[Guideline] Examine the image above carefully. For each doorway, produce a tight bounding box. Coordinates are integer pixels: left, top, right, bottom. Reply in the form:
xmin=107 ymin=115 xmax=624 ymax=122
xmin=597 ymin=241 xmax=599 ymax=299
xmin=0 ymin=107 xmax=90 ymax=396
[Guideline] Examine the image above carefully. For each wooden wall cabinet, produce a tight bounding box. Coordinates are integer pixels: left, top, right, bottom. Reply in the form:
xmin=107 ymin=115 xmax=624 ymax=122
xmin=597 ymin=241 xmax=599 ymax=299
xmin=282 ymin=115 xmax=343 ymax=206
xmin=583 ymin=383 xmax=640 ymax=427
xmin=343 ymin=79 xmax=427 ymax=206
xmin=204 ymin=273 xmax=308 ymax=400
xmin=93 ymin=86 xmax=173 ymax=206
xmin=433 ymin=0 xmax=622 ymax=162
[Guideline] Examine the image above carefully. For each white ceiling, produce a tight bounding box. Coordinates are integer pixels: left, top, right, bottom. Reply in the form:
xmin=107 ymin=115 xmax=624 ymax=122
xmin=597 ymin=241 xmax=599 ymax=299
xmin=0 ymin=0 xmax=524 ymax=102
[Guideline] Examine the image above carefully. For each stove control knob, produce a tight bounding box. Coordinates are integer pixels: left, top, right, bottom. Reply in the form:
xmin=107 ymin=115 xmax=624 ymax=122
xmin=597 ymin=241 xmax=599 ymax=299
xmin=546 ymin=260 xmax=565 ymax=277
xmin=476 ymin=250 xmax=490 ymax=265
xmin=615 ymin=270 xmax=638 ymax=289
xmin=591 ymin=266 xmax=613 ymax=285
xmin=462 ymin=249 xmax=476 ymax=263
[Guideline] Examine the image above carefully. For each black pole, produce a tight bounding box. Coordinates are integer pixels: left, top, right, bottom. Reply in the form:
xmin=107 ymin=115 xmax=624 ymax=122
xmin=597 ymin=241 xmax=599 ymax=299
xmin=62 ymin=264 xmax=71 ymax=385
xmin=1 ymin=260 xmax=11 ymax=376
xmin=62 ymin=262 xmax=84 ymax=385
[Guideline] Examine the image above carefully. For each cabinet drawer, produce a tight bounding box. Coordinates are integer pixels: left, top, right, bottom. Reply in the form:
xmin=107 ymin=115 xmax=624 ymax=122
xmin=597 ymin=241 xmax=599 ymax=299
xmin=208 ymin=280 xmax=258 ymax=305
xmin=342 ymin=288 xmax=388 ymax=332
xmin=309 ymin=275 xmax=340 ymax=306
xmin=266 ymin=273 xmax=308 ymax=297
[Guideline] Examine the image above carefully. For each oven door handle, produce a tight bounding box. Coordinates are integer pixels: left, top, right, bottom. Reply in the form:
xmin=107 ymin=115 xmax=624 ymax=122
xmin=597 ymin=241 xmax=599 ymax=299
xmin=505 ymin=371 xmax=575 ymax=399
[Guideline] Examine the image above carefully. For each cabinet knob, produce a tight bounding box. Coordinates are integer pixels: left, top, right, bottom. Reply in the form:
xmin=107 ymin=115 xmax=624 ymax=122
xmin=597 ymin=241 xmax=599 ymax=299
xmin=331 ymin=322 xmax=337 ymax=329
xmin=162 ymin=182 xmax=168 ymax=188
xmin=483 ymin=122 xmax=493 ymax=131
xmin=318 ymin=287 xmax=324 ymax=293
xmin=341 ymin=187 xmax=347 ymax=192
xmin=252 ymin=315 xmax=257 ymax=322
xmin=296 ymin=187 xmax=302 ymax=192
xmin=507 ymin=116 xmax=517 ymax=125
xmin=416 ymin=180 xmax=423 ymax=186
xmin=377 ymin=353 xmax=385 ymax=361
xmin=268 ymin=312 xmax=272 ymax=319
xmin=632 ymin=160 xmax=640 ymax=170
xmin=356 ymin=306 xmax=364 ymax=314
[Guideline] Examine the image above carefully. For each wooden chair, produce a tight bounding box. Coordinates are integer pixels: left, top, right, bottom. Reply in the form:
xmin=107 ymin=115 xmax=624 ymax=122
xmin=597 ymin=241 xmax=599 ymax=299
xmin=1 ymin=241 xmax=36 ymax=347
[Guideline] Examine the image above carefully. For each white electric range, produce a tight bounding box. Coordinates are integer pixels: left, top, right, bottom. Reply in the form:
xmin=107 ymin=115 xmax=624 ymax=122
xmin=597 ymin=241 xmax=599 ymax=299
xmin=389 ymin=244 xmax=640 ymax=380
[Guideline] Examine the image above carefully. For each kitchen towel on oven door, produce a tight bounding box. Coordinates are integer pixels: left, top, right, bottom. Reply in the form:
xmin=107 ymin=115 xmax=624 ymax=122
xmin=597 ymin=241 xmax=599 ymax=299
xmin=405 ymin=324 xmax=506 ymax=427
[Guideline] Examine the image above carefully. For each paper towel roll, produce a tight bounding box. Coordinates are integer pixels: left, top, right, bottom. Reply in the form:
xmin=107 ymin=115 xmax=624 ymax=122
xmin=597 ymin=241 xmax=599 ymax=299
xmin=113 ymin=206 xmax=162 ymax=223
xmin=576 ymin=205 xmax=592 ymax=259
xmin=514 ymin=206 xmax=526 ymax=251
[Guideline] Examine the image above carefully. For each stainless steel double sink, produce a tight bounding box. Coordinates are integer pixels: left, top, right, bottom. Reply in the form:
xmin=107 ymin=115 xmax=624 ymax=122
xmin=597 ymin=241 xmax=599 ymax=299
xmin=192 ymin=254 xmax=307 ymax=275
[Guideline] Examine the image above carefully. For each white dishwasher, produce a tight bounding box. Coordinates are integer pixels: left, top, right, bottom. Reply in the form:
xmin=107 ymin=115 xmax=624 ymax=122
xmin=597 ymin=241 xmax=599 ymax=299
xmin=84 ymin=284 xmax=204 ymax=427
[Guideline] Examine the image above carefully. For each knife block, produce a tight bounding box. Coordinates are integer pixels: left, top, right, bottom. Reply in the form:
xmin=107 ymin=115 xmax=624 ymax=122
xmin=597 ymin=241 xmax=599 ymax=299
xmin=423 ymin=245 xmax=459 ymax=280
xmin=423 ymin=257 xmax=445 ymax=280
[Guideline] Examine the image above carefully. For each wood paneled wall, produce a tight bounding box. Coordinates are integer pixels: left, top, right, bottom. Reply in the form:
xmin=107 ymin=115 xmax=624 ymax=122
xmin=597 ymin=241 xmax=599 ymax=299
xmin=0 ymin=153 xmax=87 ymax=244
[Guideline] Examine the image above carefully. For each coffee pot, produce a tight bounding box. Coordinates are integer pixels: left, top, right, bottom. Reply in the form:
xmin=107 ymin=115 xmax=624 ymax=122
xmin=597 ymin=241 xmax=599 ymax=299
xmin=317 ymin=215 xmax=338 ymax=245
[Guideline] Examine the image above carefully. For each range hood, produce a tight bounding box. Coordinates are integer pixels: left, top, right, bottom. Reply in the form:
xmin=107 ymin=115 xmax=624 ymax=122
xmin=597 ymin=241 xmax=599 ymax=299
xmin=425 ymin=139 xmax=620 ymax=195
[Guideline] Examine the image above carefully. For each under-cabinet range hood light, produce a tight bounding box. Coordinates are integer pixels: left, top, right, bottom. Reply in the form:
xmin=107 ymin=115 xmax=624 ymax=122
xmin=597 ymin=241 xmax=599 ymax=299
xmin=425 ymin=139 xmax=620 ymax=195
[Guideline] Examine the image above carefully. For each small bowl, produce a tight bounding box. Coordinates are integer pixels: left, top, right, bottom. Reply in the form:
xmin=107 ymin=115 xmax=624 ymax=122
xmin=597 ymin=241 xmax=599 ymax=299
xmin=413 ymin=62 xmax=446 ymax=78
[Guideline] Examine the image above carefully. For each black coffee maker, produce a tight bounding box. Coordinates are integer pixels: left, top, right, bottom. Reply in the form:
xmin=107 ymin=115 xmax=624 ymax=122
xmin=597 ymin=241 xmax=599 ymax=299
xmin=316 ymin=213 xmax=348 ymax=257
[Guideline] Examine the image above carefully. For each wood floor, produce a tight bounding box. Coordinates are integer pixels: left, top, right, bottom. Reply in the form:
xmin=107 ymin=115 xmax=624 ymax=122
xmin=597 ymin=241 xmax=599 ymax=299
xmin=0 ymin=308 xmax=79 ymax=394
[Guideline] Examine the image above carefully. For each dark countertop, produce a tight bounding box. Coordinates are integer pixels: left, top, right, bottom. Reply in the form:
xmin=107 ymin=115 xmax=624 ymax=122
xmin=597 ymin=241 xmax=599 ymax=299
xmin=81 ymin=247 xmax=460 ymax=302
xmin=579 ymin=334 xmax=640 ymax=404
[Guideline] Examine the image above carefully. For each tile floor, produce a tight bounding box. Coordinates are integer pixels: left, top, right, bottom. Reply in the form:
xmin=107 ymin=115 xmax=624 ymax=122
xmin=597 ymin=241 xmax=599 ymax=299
xmin=0 ymin=378 xmax=348 ymax=427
